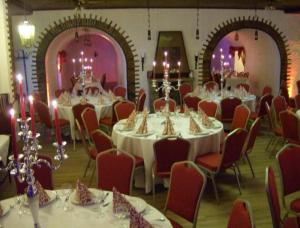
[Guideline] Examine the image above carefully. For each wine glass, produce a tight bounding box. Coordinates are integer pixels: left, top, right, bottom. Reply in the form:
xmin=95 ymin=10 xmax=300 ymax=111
xmin=58 ymin=183 xmax=72 ymax=211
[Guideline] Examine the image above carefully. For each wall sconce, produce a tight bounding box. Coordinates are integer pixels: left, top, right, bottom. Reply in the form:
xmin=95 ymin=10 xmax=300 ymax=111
xmin=254 ymin=29 xmax=258 ymax=41
xmin=195 ymin=52 xmax=199 ymax=69
xmin=141 ymin=53 xmax=145 ymax=71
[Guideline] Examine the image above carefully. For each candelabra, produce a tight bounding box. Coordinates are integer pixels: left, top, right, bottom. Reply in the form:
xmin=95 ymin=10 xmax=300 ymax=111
xmin=152 ymin=52 xmax=181 ymax=113
xmin=0 ymin=75 xmax=68 ymax=228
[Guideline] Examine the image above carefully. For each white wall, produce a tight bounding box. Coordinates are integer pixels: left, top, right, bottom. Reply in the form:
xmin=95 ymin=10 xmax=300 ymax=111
xmin=11 ymin=8 xmax=300 ymax=104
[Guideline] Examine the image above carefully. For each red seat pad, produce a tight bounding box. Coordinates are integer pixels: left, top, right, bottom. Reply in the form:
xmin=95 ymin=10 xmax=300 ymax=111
xmin=290 ymin=198 xmax=300 ymax=213
xmin=134 ymin=156 xmax=144 ymax=167
xmin=195 ymin=152 xmax=221 ymax=171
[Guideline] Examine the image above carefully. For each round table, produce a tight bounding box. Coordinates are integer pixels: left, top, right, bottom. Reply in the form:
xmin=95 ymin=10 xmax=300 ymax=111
xmin=0 ymin=189 xmax=171 ymax=228
xmin=56 ymin=95 xmax=113 ymax=140
xmin=112 ymin=113 xmax=224 ymax=193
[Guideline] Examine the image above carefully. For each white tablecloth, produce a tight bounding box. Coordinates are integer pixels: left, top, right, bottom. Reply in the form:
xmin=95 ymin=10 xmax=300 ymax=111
xmin=57 ymin=96 xmax=113 ymax=140
xmin=0 ymin=135 xmax=10 ymax=166
xmin=0 ymin=189 xmax=171 ymax=228
xmin=112 ymin=114 xmax=224 ymax=193
xmin=72 ymin=81 xmax=105 ymax=95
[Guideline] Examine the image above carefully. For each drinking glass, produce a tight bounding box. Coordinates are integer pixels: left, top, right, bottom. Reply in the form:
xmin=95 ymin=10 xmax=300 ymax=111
xmin=58 ymin=183 xmax=72 ymax=211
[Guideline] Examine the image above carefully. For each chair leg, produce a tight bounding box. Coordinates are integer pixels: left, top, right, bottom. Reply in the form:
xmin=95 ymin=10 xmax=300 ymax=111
xmin=266 ymin=135 xmax=275 ymax=151
xmin=211 ymin=174 xmax=219 ymax=202
xmin=236 ymin=163 xmax=242 ymax=182
xmin=152 ymin=175 xmax=156 ymax=201
xmin=83 ymin=158 xmax=92 ymax=178
xmin=245 ymin=154 xmax=255 ymax=178
xmin=233 ymin=165 xmax=242 ymax=195
xmin=88 ymin=165 xmax=96 ymax=186
xmin=269 ymin=137 xmax=281 ymax=158
xmin=73 ymin=139 xmax=76 ymax=150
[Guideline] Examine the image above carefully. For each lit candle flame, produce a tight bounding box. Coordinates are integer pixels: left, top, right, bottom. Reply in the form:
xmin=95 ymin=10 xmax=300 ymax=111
xmin=9 ymin=108 xmax=15 ymax=117
xmin=16 ymin=74 xmax=23 ymax=82
xmin=28 ymin=95 xmax=34 ymax=103
xmin=52 ymin=100 xmax=57 ymax=108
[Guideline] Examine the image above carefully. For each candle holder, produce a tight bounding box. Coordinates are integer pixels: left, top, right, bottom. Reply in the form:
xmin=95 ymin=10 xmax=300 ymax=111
xmin=1 ymin=117 xmax=67 ymax=227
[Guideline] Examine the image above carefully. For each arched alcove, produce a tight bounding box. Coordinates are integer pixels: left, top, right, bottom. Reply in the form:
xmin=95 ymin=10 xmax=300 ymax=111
xmin=198 ymin=16 xmax=291 ymax=95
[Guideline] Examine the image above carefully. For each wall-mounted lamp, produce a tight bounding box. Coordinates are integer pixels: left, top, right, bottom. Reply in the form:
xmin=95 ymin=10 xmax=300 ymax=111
xmin=254 ymin=29 xmax=258 ymax=41
xmin=141 ymin=53 xmax=145 ymax=71
xmin=195 ymin=52 xmax=199 ymax=69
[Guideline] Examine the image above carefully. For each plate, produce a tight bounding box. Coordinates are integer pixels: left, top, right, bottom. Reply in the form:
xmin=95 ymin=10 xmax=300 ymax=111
xmin=24 ymin=190 xmax=57 ymax=207
xmin=0 ymin=203 xmax=10 ymax=217
xmin=70 ymin=189 xmax=97 ymax=206
xmin=131 ymin=131 xmax=154 ymax=137
xmin=117 ymin=125 xmax=134 ymax=132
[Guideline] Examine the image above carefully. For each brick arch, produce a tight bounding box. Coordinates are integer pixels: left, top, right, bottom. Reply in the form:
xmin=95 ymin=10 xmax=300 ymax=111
xmin=32 ymin=14 xmax=139 ymax=102
xmin=198 ymin=16 xmax=291 ymax=93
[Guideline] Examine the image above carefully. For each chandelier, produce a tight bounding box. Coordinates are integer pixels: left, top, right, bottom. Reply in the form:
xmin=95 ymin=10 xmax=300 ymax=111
xmin=18 ymin=19 xmax=35 ymax=48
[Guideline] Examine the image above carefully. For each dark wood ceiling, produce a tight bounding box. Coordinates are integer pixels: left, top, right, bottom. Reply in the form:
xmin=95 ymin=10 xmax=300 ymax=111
xmin=8 ymin=0 xmax=300 ymax=15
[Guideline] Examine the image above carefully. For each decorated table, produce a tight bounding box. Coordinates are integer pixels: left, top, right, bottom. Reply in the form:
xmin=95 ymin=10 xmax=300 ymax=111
xmin=0 ymin=188 xmax=171 ymax=228
xmin=0 ymin=135 xmax=10 ymax=166
xmin=112 ymin=113 xmax=224 ymax=193
xmin=225 ymin=77 xmax=249 ymax=89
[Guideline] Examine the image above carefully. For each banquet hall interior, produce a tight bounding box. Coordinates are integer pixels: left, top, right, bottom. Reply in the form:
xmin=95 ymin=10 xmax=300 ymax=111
xmin=1 ymin=0 xmax=300 ymax=227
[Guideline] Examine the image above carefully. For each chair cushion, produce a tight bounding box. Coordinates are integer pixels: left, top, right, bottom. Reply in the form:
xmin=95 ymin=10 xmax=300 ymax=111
xmin=290 ymin=198 xmax=300 ymax=213
xmin=250 ymin=112 xmax=257 ymax=120
xmin=168 ymin=217 xmax=183 ymax=228
xmin=89 ymin=147 xmax=98 ymax=160
xmin=134 ymin=156 xmax=144 ymax=167
xmin=195 ymin=152 xmax=221 ymax=172
xmin=52 ymin=119 xmax=69 ymax=127
xmin=99 ymin=117 xmax=112 ymax=126
xmin=283 ymin=217 xmax=300 ymax=228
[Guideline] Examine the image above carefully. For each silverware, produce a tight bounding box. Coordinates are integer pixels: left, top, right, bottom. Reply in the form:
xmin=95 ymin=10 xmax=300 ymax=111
xmin=155 ymin=217 xmax=166 ymax=222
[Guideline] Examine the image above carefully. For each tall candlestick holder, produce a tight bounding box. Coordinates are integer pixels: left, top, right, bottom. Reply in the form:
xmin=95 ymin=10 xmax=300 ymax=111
xmin=1 ymin=114 xmax=67 ymax=228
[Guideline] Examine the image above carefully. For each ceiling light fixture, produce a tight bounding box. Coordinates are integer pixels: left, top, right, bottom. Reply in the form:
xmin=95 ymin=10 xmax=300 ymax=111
xmin=147 ymin=0 xmax=151 ymax=41
xmin=195 ymin=0 xmax=200 ymax=40
xmin=18 ymin=1 xmax=35 ymax=48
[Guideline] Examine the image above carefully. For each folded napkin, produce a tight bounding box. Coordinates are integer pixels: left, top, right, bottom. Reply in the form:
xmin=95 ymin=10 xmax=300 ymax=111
xmin=80 ymin=97 xmax=88 ymax=105
xmin=112 ymin=187 xmax=131 ymax=215
xmin=98 ymin=94 xmax=104 ymax=105
xmin=75 ymin=179 xmax=93 ymax=205
xmin=136 ymin=115 xmax=148 ymax=134
xmin=142 ymin=107 xmax=149 ymax=117
xmin=184 ymin=104 xmax=190 ymax=117
xmin=129 ymin=206 xmax=153 ymax=228
xmin=124 ymin=110 xmax=136 ymax=130
xmin=108 ymin=90 xmax=116 ymax=101
xmin=162 ymin=116 xmax=176 ymax=136
xmin=35 ymin=180 xmax=50 ymax=206
xmin=202 ymin=112 xmax=213 ymax=128
xmin=189 ymin=116 xmax=201 ymax=134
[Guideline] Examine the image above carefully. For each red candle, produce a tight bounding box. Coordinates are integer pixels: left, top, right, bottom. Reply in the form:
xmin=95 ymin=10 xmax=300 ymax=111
xmin=52 ymin=100 xmax=62 ymax=145
xmin=10 ymin=109 xmax=18 ymax=160
xmin=28 ymin=95 xmax=36 ymax=137
xmin=17 ymin=74 xmax=26 ymax=121
xmin=177 ymin=61 xmax=181 ymax=79
xmin=152 ymin=61 xmax=156 ymax=79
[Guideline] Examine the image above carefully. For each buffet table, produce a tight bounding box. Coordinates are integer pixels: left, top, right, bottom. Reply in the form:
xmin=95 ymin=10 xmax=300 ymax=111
xmin=112 ymin=113 xmax=224 ymax=193
xmin=0 ymin=189 xmax=171 ymax=228
xmin=0 ymin=135 xmax=10 ymax=166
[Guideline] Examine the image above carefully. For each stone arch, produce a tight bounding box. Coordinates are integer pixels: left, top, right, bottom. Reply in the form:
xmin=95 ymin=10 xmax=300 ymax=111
xmin=32 ymin=14 xmax=139 ymax=102
xmin=198 ymin=16 xmax=291 ymax=93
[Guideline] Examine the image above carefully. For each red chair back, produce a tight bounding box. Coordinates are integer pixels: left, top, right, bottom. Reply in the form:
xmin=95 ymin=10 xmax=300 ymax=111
xmin=36 ymin=101 xmax=52 ymax=128
xmin=220 ymin=97 xmax=242 ymax=121
xmin=15 ymin=154 xmax=53 ymax=195
xmin=221 ymin=128 xmax=248 ymax=170
xmin=257 ymin=94 xmax=273 ymax=117
xmin=179 ymin=84 xmax=192 ymax=105
xmin=280 ymin=110 xmax=300 ymax=143
xmin=265 ymin=167 xmax=282 ymax=228
xmin=227 ymin=199 xmax=254 ymax=228
xmin=81 ymin=108 xmax=99 ymax=137
xmin=204 ymin=81 xmax=218 ymax=91
xmin=136 ymin=92 xmax=146 ymax=112
xmin=236 ymin=83 xmax=250 ymax=92
xmin=272 ymin=95 xmax=287 ymax=124
xmin=153 ymin=98 xmax=176 ymax=112
xmin=183 ymin=95 xmax=201 ymax=112
xmin=153 ymin=137 xmax=190 ymax=174
xmin=198 ymin=100 xmax=218 ymax=117
xmin=262 ymin=86 xmax=272 ymax=96
xmin=96 ymin=149 xmax=135 ymax=195
xmin=113 ymin=86 xmax=126 ymax=98
xmin=114 ymin=101 xmax=136 ymax=121
xmin=165 ymin=161 xmax=206 ymax=227
xmin=72 ymin=103 xmax=95 ymax=129
xmin=231 ymin=104 xmax=250 ymax=131
xmin=91 ymin=129 xmax=113 ymax=153
xmin=295 ymin=94 xmax=300 ymax=110
xmin=277 ymin=144 xmax=300 ymax=196
xmin=244 ymin=118 xmax=261 ymax=154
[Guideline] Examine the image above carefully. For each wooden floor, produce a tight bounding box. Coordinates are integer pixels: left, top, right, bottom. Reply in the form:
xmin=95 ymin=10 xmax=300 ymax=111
xmin=0 ymin=124 xmax=283 ymax=227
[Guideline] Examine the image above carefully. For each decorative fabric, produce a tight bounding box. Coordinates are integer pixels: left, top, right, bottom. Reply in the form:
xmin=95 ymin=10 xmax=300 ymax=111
xmin=136 ymin=115 xmax=148 ymax=134
xmin=98 ymin=94 xmax=104 ymax=105
xmin=162 ymin=116 xmax=175 ymax=136
xmin=124 ymin=110 xmax=136 ymax=130
xmin=75 ymin=179 xmax=93 ymax=205
xmin=129 ymin=206 xmax=153 ymax=228
xmin=201 ymin=112 xmax=212 ymax=128
xmin=35 ymin=180 xmax=50 ymax=206
xmin=109 ymin=90 xmax=116 ymax=101
xmin=189 ymin=116 xmax=201 ymax=134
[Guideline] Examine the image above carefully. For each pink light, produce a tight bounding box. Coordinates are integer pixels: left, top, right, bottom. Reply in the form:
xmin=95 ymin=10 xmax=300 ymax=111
xmin=16 ymin=73 xmax=23 ymax=83
xmin=72 ymin=58 xmax=76 ymax=63
xmin=80 ymin=51 xmax=84 ymax=56
xmin=152 ymin=61 xmax=156 ymax=67
xmin=220 ymin=48 xmax=223 ymax=53
xmin=164 ymin=51 xmax=168 ymax=57
xmin=177 ymin=61 xmax=181 ymax=67
xmin=212 ymin=54 xmax=216 ymax=59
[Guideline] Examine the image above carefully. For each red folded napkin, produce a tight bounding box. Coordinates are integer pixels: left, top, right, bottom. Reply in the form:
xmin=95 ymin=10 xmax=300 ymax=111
xmin=35 ymin=181 xmax=50 ymax=206
xmin=75 ymin=179 xmax=93 ymax=205
xmin=112 ymin=187 xmax=131 ymax=214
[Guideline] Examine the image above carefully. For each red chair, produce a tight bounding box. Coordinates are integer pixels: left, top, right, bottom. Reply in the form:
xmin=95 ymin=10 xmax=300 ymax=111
xmin=14 ymin=154 xmax=54 ymax=194
xmin=227 ymin=199 xmax=254 ymax=228
xmin=272 ymin=95 xmax=288 ymax=126
xmin=99 ymin=100 xmax=120 ymax=132
xmin=164 ymin=161 xmax=206 ymax=228
xmin=220 ymin=97 xmax=242 ymax=123
xmin=96 ymin=149 xmax=135 ymax=195
xmin=113 ymin=86 xmax=126 ymax=98
xmin=276 ymin=144 xmax=300 ymax=214
xmin=183 ymin=95 xmax=201 ymax=112
xmin=250 ymin=94 xmax=273 ymax=120
xmin=295 ymin=94 xmax=300 ymax=110
xmin=242 ymin=118 xmax=261 ymax=178
xmin=198 ymin=100 xmax=218 ymax=117
xmin=195 ymin=128 xmax=248 ymax=201
xmin=179 ymin=83 xmax=192 ymax=107
xmin=204 ymin=81 xmax=218 ymax=91
xmin=91 ymin=129 xmax=113 ymax=154
xmin=153 ymin=98 xmax=176 ymax=112
xmin=81 ymin=108 xmax=99 ymax=145
xmin=153 ymin=137 xmax=190 ymax=197
xmin=236 ymin=83 xmax=250 ymax=92
xmin=266 ymin=167 xmax=300 ymax=228
xmin=230 ymin=104 xmax=250 ymax=131
xmin=114 ymin=101 xmax=136 ymax=121
xmin=280 ymin=110 xmax=300 ymax=145
xmin=262 ymin=86 xmax=272 ymax=96
xmin=136 ymin=92 xmax=146 ymax=112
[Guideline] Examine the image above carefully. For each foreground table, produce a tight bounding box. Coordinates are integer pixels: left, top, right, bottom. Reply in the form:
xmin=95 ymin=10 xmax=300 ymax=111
xmin=0 ymin=189 xmax=171 ymax=228
xmin=112 ymin=113 xmax=224 ymax=193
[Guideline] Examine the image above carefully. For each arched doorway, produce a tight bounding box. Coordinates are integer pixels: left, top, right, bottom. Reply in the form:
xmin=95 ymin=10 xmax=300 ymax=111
xmin=32 ymin=14 xmax=139 ymax=103
xmin=198 ymin=16 xmax=291 ymax=95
